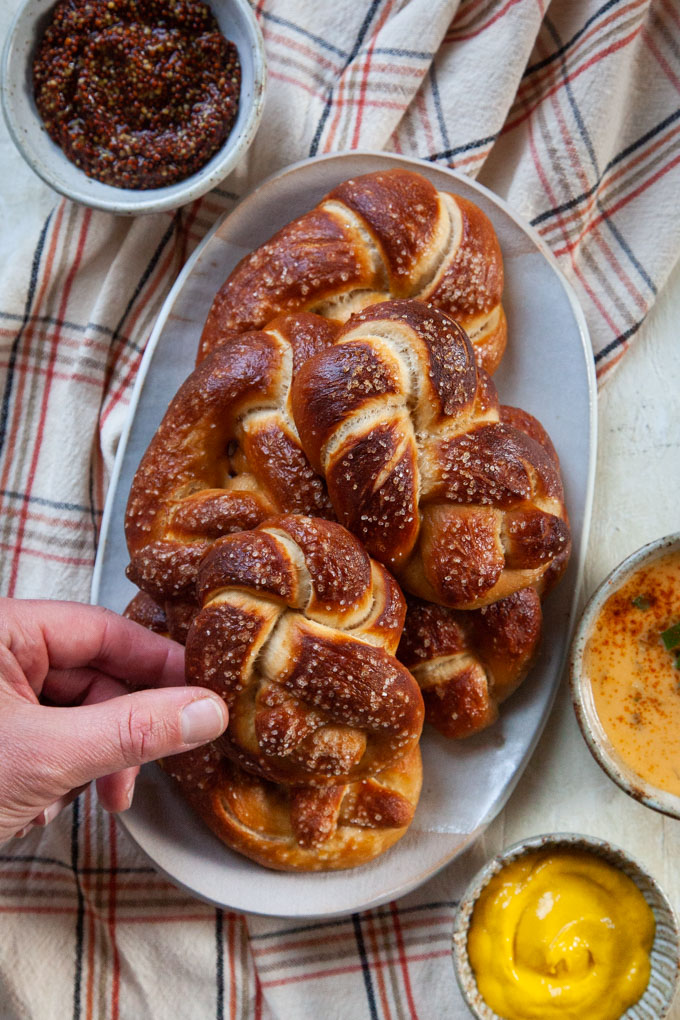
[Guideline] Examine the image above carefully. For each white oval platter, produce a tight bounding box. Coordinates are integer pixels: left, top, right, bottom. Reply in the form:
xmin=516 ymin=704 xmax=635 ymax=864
xmin=91 ymin=151 xmax=597 ymax=918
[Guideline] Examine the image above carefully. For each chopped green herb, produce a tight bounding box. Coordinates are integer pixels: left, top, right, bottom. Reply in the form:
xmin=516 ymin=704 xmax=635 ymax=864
xmin=661 ymin=622 xmax=680 ymax=651
xmin=632 ymin=595 xmax=652 ymax=610
xmin=675 ymin=652 xmax=680 ymax=671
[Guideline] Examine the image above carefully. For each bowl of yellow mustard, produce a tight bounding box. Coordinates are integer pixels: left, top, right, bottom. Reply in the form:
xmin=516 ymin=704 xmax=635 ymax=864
xmin=452 ymin=833 xmax=679 ymax=1020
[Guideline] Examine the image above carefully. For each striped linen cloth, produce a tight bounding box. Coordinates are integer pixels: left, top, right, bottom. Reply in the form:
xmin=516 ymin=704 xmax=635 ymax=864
xmin=1 ymin=0 xmax=679 ymax=1017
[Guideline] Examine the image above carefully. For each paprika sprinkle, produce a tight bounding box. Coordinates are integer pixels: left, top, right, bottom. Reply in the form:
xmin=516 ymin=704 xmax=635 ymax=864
xmin=32 ymin=0 xmax=241 ymax=190
xmin=584 ymin=549 xmax=680 ymax=797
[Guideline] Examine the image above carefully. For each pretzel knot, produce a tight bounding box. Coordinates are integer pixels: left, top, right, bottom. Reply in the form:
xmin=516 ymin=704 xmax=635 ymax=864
xmin=124 ymin=313 xmax=340 ymax=628
xmin=199 ymin=168 xmax=507 ymax=375
xmin=185 ymin=515 xmax=425 ymax=787
xmin=398 ymin=589 xmax=543 ymax=739
xmin=162 ymin=742 xmax=422 ymax=871
xmin=292 ymin=299 xmax=571 ymax=610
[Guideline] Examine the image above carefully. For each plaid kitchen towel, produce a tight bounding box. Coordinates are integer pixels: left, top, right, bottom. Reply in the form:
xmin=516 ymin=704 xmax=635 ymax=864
xmin=1 ymin=0 xmax=679 ymax=1017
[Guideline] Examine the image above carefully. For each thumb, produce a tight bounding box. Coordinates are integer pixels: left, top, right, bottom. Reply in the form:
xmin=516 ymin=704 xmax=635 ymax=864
xmin=14 ymin=687 xmax=228 ymax=801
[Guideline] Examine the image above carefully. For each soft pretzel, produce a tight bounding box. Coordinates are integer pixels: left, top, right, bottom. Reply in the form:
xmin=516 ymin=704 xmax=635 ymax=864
xmin=124 ymin=313 xmax=340 ymax=635
xmin=161 ymin=742 xmax=422 ymax=872
xmin=199 ymin=168 xmax=507 ymax=374
xmin=185 ymin=514 xmax=424 ymax=787
xmin=124 ymin=584 xmax=542 ymax=744
xmin=123 ymin=590 xmax=169 ymax=634
xmin=397 ymin=588 xmax=542 ymax=739
xmin=292 ymin=299 xmax=570 ymax=610
xmin=394 ymin=404 xmax=566 ymax=737
xmin=125 ymin=588 xmax=422 ymax=870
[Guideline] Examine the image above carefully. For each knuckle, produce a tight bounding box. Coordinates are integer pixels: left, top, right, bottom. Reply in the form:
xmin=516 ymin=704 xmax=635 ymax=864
xmin=93 ymin=605 xmax=118 ymax=655
xmin=117 ymin=704 xmax=162 ymax=766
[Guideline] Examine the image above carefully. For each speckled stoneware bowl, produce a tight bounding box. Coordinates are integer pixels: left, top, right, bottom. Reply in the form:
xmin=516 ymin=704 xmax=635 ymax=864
xmin=1 ymin=0 xmax=266 ymax=214
xmin=452 ymin=833 xmax=680 ymax=1020
xmin=570 ymin=533 xmax=680 ymax=820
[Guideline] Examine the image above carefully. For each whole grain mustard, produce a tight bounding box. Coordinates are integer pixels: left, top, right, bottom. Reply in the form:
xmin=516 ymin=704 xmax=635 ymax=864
xmin=467 ymin=849 xmax=654 ymax=1020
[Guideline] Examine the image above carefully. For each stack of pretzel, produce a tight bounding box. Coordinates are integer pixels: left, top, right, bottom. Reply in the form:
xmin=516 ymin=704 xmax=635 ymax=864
xmin=124 ymin=168 xmax=571 ymax=871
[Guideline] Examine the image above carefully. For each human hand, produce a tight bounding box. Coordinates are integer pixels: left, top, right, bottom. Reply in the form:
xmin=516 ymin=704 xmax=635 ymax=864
xmin=0 ymin=598 xmax=228 ymax=845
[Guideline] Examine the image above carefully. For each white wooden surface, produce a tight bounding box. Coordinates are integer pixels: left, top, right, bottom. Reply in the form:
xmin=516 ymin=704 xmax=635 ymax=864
xmin=1 ymin=3 xmax=679 ymax=1011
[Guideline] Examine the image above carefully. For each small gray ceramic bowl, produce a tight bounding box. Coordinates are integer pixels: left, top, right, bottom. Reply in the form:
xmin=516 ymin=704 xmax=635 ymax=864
xmin=570 ymin=533 xmax=680 ymax=820
xmin=452 ymin=832 xmax=680 ymax=1020
xmin=1 ymin=0 xmax=266 ymax=214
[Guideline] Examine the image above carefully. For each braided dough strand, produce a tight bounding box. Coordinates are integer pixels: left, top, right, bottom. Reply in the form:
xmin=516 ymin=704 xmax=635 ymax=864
xmin=292 ymin=300 xmax=571 ymax=610
xmin=161 ymin=741 xmax=422 ymax=871
xmin=199 ymin=169 xmax=506 ymax=374
xmin=398 ymin=588 xmax=543 ymax=739
xmin=124 ymin=314 xmax=339 ymax=630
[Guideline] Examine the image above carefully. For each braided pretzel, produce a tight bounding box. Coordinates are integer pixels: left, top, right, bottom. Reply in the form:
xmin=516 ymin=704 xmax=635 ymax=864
xmin=199 ymin=168 xmax=507 ymax=374
xmin=125 ymin=591 xmax=421 ymax=868
xmin=123 ymin=583 xmax=542 ymax=744
xmin=124 ymin=313 xmax=340 ymax=631
xmin=292 ymin=299 xmax=571 ymax=610
xmin=398 ymin=589 xmax=542 ymax=739
xmin=185 ymin=515 xmax=424 ymax=787
xmin=162 ymin=742 xmax=422 ymax=872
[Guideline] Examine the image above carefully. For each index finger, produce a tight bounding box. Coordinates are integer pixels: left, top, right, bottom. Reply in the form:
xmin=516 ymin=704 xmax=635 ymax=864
xmin=0 ymin=598 xmax=186 ymax=696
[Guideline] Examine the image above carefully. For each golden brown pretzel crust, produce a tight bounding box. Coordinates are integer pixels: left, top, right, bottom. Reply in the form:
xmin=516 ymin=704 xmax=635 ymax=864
xmin=394 ymin=405 xmax=565 ymax=739
xmin=398 ymin=589 xmax=542 ymax=738
xmin=122 ymin=590 xmax=200 ymax=645
xmin=199 ymin=168 xmax=506 ymax=374
xmin=124 ymin=313 xmax=340 ymax=636
xmin=161 ymin=742 xmax=422 ymax=872
xmin=123 ymin=590 xmax=169 ymax=634
xmin=292 ymin=300 xmax=571 ymax=610
xmin=185 ymin=515 xmax=424 ymax=787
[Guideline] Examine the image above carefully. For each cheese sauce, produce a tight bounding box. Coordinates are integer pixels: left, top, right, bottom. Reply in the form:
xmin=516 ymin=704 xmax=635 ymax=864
xmin=584 ymin=550 xmax=680 ymax=795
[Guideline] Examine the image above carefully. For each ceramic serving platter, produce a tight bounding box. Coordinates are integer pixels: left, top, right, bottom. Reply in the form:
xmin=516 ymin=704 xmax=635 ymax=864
xmin=91 ymin=152 xmax=597 ymax=918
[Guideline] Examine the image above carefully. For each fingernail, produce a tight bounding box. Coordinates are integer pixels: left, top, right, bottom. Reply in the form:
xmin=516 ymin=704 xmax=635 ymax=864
xmin=38 ymin=801 xmax=63 ymax=826
xmin=181 ymin=697 xmax=226 ymax=744
xmin=14 ymin=825 xmax=33 ymax=839
xmin=125 ymin=782 xmax=135 ymax=811
xmin=33 ymin=802 xmax=60 ymax=826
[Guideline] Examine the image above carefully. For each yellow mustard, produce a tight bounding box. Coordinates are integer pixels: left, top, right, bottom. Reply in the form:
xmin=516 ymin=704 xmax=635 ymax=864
xmin=467 ymin=849 xmax=655 ymax=1020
